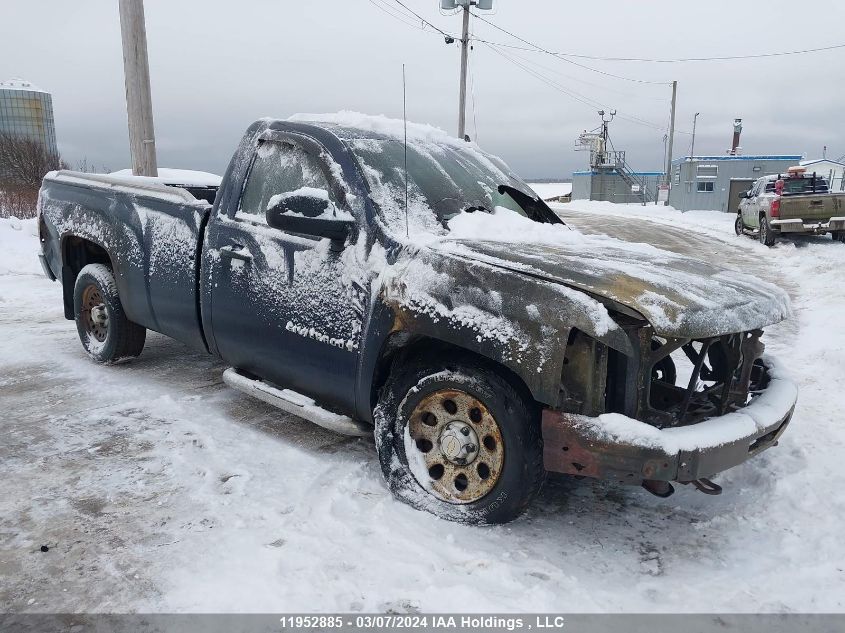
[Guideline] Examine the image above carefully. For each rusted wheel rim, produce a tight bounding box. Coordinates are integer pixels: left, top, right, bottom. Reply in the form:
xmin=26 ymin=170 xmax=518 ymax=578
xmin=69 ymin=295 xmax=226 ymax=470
xmin=407 ymin=388 xmax=504 ymax=504
xmin=81 ymin=284 xmax=109 ymax=343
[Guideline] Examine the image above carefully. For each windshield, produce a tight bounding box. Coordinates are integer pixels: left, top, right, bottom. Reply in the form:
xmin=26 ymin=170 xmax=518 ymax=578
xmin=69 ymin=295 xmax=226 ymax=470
xmin=348 ymin=137 xmax=556 ymax=233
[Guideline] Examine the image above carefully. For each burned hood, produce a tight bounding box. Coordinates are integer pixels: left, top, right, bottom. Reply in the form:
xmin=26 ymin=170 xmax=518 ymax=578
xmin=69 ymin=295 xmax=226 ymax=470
xmin=434 ymin=238 xmax=791 ymax=339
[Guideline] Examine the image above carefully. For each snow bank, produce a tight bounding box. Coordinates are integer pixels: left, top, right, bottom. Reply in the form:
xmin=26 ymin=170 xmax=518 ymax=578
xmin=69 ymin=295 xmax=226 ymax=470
xmin=528 ymin=182 xmax=573 ymax=200
xmin=0 ymin=217 xmax=40 ymax=276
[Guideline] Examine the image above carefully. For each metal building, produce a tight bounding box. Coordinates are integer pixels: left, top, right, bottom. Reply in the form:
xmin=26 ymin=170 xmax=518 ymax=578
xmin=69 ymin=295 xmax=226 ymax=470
xmin=572 ymin=169 xmax=663 ymax=204
xmin=0 ymin=78 xmax=58 ymax=156
xmin=571 ymin=111 xmax=662 ymax=204
xmin=667 ymin=154 xmax=802 ymax=213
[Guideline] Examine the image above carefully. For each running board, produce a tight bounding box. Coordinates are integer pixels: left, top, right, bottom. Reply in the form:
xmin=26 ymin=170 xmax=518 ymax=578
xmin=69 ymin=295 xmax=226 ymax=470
xmin=222 ymin=368 xmax=370 ymax=437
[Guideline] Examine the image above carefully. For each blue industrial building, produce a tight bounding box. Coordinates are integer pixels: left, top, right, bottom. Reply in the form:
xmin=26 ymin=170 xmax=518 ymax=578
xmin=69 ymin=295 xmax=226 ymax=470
xmin=668 ymin=154 xmax=802 ymax=212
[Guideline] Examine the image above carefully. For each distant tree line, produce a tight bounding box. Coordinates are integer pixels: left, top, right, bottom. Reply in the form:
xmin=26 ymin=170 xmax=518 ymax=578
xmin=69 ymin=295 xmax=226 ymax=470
xmin=0 ymin=133 xmax=108 ymax=219
xmin=0 ymin=132 xmax=62 ymax=218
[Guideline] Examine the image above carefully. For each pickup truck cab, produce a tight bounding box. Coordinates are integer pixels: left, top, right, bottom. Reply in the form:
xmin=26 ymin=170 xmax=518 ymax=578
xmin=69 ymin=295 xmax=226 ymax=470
xmin=38 ymin=114 xmax=798 ymax=524
xmin=736 ymin=166 xmax=845 ymax=246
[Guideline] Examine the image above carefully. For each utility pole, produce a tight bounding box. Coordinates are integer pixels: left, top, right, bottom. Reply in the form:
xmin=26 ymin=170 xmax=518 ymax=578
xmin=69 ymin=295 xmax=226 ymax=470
xmin=664 ymin=80 xmax=677 ymax=191
xmin=118 ymin=0 xmax=157 ymax=176
xmin=690 ymin=112 xmax=700 ymax=159
xmin=457 ymin=4 xmax=470 ymax=140
xmin=445 ymin=0 xmax=492 ymax=140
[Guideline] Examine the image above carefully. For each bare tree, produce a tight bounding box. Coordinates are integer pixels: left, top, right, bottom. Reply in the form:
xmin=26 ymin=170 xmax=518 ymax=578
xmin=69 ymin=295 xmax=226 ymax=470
xmin=0 ymin=132 xmax=63 ymax=189
xmin=0 ymin=133 xmax=68 ymax=218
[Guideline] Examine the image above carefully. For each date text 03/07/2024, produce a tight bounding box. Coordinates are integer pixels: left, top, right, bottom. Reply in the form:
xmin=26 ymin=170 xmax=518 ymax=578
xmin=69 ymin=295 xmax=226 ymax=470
xmin=277 ymin=615 xmax=566 ymax=630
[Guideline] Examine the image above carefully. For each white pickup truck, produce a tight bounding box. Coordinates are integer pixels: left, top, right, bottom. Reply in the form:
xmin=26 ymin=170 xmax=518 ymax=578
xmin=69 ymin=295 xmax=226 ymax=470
xmin=735 ymin=166 xmax=845 ymax=246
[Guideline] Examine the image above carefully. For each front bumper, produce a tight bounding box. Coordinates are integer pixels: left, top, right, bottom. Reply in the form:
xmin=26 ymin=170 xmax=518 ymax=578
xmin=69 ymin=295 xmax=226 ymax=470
xmin=542 ymin=356 xmax=797 ymax=484
xmin=771 ymin=216 xmax=845 ymax=234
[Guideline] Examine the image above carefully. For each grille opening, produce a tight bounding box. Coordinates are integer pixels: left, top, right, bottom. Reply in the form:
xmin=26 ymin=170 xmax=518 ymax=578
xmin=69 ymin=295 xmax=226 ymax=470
xmin=647 ymin=336 xmax=752 ymax=427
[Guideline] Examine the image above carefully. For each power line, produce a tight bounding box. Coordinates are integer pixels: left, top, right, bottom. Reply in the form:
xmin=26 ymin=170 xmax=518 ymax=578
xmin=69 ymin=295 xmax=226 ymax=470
xmin=470 ymin=12 xmax=669 ymax=85
xmin=367 ymin=0 xmax=426 ymax=31
xmin=547 ymin=42 xmax=845 ymax=63
xmin=471 ymin=12 xmax=845 ymax=63
xmin=482 ymin=41 xmax=694 ymax=137
xmin=377 ymin=2 xmax=690 ymax=137
xmin=498 ymin=45 xmax=670 ymax=103
xmin=388 ymin=0 xmax=454 ymax=38
xmin=481 ymin=42 xmax=666 ymax=132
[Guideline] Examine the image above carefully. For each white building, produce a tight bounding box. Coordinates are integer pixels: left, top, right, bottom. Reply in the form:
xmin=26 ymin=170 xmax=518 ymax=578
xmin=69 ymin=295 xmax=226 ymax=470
xmin=800 ymin=159 xmax=844 ymax=191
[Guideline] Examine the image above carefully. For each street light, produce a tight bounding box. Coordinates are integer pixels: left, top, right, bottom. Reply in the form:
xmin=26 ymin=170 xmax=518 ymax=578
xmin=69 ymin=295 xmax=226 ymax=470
xmin=690 ymin=112 xmax=700 ymax=159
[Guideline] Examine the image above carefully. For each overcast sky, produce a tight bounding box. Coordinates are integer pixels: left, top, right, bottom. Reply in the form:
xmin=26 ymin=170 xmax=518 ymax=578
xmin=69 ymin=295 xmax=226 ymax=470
xmin=4 ymin=0 xmax=844 ymax=179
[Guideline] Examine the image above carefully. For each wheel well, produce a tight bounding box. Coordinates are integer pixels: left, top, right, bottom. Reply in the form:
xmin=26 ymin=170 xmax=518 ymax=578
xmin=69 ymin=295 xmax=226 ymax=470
xmin=370 ymin=334 xmax=538 ymax=413
xmin=61 ymin=236 xmax=112 ymax=319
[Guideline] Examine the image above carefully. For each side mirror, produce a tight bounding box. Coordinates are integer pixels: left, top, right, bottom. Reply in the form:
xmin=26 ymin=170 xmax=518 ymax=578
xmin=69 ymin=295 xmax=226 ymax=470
xmin=265 ymin=191 xmax=354 ymax=242
xmin=739 ymin=191 xmax=750 ymax=199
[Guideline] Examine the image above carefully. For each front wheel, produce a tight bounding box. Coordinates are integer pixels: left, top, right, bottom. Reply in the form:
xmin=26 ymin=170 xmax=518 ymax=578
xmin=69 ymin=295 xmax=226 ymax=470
xmin=734 ymin=214 xmax=744 ymax=236
xmin=375 ymin=356 xmax=545 ymax=524
xmin=73 ymin=263 xmax=146 ymax=363
xmin=759 ymin=216 xmax=776 ymax=247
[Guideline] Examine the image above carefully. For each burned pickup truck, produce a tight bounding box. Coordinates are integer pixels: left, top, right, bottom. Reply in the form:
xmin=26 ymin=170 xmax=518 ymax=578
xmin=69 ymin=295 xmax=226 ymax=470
xmin=38 ymin=113 xmax=797 ymax=524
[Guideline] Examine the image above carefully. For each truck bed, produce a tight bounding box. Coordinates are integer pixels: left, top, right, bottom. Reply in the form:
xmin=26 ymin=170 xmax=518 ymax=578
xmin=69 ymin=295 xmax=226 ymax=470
xmin=778 ymin=191 xmax=845 ymax=222
xmin=38 ymin=171 xmax=212 ymax=351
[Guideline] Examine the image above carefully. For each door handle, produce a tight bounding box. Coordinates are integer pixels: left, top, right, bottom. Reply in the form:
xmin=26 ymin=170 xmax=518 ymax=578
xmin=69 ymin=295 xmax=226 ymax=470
xmin=219 ymin=244 xmax=252 ymax=262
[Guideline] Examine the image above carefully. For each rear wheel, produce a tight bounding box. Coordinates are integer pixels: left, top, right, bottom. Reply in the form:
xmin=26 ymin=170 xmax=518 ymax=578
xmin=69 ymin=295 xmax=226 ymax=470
xmin=375 ymin=356 xmax=544 ymax=524
xmin=73 ymin=263 xmax=146 ymax=363
xmin=759 ymin=216 xmax=776 ymax=247
xmin=734 ymin=214 xmax=744 ymax=236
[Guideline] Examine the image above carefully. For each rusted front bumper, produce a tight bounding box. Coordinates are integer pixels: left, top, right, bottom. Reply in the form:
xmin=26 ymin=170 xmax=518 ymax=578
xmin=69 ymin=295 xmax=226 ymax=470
xmin=542 ymin=357 xmax=797 ymax=484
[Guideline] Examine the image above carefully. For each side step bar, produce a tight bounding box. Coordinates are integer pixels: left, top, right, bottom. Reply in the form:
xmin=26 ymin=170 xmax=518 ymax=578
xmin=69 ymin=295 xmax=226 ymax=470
xmin=222 ymin=368 xmax=370 ymax=437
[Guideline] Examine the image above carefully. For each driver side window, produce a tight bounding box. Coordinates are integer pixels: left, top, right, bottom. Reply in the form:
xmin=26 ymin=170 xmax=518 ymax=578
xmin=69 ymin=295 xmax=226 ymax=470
xmin=237 ymin=141 xmax=334 ymax=221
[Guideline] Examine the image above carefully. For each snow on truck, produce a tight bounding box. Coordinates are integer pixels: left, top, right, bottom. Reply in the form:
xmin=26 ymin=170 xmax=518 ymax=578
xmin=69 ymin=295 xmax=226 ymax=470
xmin=736 ymin=165 xmax=845 ymax=246
xmin=37 ymin=113 xmax=798 ymax=524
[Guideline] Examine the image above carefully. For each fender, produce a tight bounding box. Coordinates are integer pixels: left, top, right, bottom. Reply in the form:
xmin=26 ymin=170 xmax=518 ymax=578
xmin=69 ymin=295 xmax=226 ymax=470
xmin=357 ymin=245 xmax=633 ymax=414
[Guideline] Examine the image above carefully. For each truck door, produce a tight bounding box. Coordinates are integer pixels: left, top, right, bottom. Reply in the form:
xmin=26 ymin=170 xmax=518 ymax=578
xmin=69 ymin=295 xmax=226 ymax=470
xmin=744 ymin=179 xmax=762 ymax=228
xmin=205 ymin=138 xmax=364 ymax=414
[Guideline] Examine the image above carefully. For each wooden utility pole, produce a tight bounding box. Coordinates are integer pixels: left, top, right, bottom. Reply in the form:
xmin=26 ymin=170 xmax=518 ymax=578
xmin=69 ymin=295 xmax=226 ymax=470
xmin=457 ymin=4 xmax=470 ymax=141
xmin=118 ymin=0 xmax=157 ymax=177
xmin=663 ymin=80 xmax=677 ymax=203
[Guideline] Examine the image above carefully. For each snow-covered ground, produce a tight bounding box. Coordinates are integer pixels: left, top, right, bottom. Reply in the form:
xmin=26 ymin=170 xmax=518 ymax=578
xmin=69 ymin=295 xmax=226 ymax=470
xmin=527 ymin=181 xmax=573 ymax=201
xmin=1 ymin=202 xmax=844 ymax=613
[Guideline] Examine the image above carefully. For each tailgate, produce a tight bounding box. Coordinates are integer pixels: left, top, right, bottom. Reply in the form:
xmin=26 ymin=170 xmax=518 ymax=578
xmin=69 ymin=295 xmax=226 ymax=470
xmin=778 ymin=193 xmax=845 ymax=221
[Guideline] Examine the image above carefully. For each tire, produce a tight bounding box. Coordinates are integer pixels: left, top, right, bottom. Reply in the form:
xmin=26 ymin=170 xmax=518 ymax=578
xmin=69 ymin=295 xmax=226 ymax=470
xmin=759 ymin=216 xmax=776 ymax=247
xmin=73 ymin=263 xmax=146 ymax=363
xmin=734 ymin=214 xmax=744 ymax=236
xmin=832 ymin=231 xmax=845 ymax=243
xmin=375 ymin=355 xmax=545 ymax=524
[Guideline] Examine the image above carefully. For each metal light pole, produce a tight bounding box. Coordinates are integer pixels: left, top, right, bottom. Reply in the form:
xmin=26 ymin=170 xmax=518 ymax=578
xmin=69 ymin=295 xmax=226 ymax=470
xmin=690 ymin=112 xmax=700 ymax=159
xmin=118 ymin=0 xmax=157 ymax=176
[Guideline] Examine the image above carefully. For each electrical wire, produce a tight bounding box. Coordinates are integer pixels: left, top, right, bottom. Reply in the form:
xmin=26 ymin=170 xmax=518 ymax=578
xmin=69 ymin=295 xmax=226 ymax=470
xmin=497 ymin=45 xmax=670 ymax=102
xmin=367 ymin=0 xmax=427 ymax=31
xmin=469 ymin=12 xmax=669 ymax=85
xmin=472 ymin=12 xmax=845 ymax=63
xmin=482 ymin=42 xmax=671 ymax=133
xmin=388 ymin=0 xmax=455 ymax=38
xmin=377 ymin=1 xmax=691 ymax=138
